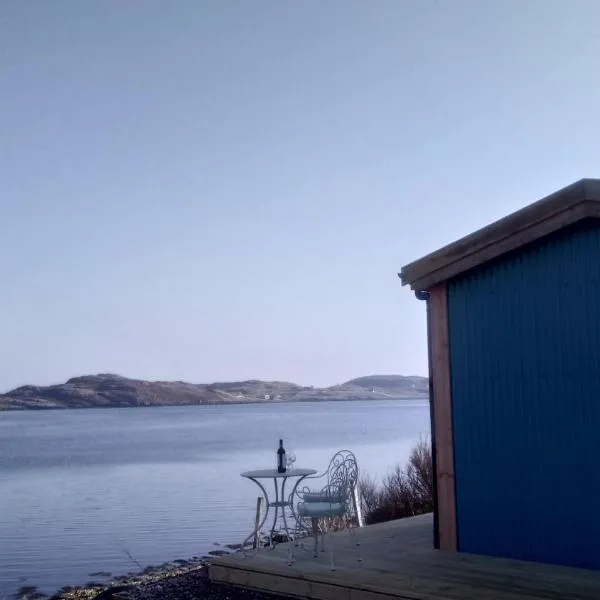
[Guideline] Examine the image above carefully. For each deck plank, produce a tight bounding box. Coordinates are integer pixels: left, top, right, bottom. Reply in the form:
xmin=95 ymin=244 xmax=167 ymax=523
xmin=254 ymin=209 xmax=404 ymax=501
xmin=209 ymin=514 xmax=600 ymax=600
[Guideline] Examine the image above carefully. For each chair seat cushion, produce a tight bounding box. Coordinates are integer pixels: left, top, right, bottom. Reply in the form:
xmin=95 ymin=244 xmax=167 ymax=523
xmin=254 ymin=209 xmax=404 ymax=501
xmin=297 ymin=501 xmax=344 ymax=518
xmin=302 ymin=491 xmax=345 ymax=503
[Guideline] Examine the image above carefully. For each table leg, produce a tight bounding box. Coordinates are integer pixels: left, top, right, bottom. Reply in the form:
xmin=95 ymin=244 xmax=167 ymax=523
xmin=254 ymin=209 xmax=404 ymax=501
xmin=270 ymin=477 xmax=280 ymax=545
xmin=241 ymin=474 xmax=314 ymax=554
xmin=281 ymin=476 xmax=290 ymax=540
xmin=289 ymin=474 xmax=311 ymax=536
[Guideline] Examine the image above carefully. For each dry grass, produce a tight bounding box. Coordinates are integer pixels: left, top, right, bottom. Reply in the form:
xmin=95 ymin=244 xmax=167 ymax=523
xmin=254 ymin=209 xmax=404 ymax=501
xmin=358 ymin=436 xmax=433 ymax=524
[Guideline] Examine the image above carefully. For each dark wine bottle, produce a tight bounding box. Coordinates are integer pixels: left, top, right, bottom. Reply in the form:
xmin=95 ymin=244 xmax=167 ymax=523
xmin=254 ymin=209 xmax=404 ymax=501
xmin=277 ymin=439 xmax=287 ymax=473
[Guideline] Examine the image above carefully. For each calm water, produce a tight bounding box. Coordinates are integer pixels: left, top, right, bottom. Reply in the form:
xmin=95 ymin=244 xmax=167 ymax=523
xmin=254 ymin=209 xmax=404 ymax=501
xmin=0 ymin=399 xmax=429 ymax=596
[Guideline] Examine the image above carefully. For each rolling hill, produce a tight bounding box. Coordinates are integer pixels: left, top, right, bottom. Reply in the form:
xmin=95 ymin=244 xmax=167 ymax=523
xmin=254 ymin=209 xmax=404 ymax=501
xmin=0 ymin=373 xmax=428 ymax=411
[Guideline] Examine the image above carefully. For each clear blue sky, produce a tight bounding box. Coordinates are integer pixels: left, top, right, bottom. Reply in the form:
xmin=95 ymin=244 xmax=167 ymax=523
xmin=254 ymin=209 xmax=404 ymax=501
xmin=2 ymin=1 xmax=600 ymax=391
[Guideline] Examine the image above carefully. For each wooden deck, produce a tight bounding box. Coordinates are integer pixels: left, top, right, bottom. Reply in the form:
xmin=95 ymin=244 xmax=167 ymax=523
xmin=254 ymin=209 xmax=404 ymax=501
xmin=209 ymin=514 xmax=600 ymax=600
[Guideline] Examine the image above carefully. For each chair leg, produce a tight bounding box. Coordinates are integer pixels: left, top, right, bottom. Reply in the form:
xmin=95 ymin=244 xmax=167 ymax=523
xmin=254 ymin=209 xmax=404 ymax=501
xmin=311 ymin=518 xmax=319 ymax=558
xmin=319 ymin=520 xmax=327 ymax=553
xmin=327 ymin=530 xmax=336 ymax=571
xmin=349 ymin=523 xmax=362 ymax=564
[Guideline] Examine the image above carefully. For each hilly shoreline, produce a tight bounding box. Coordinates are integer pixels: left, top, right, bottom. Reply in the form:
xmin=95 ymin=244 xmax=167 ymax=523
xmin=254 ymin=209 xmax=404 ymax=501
xmin=0 ymin=373 xmax=428 ymax=411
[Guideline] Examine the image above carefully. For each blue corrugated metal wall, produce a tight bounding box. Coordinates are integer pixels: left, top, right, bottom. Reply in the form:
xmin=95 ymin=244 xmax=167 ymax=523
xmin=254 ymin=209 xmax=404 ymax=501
xmin=448 ymin=220 xmax=600 ymax=569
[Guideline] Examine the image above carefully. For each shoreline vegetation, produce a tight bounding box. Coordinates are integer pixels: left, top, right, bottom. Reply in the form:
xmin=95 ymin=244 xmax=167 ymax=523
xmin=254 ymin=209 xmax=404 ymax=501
xmin=15 ymin=439 xmax=434 ymax=600
xmin=0 ymin=373 xmax=428 ymax=411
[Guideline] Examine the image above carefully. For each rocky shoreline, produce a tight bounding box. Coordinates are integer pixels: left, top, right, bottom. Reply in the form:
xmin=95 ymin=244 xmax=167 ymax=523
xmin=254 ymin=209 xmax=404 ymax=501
xmin=14 ymin=541 xmax=291 ymax=600
xmin=44 ymin=556 xmax=212 ymax=600
xmin=46 ymin=562 xmax=291 ymax=600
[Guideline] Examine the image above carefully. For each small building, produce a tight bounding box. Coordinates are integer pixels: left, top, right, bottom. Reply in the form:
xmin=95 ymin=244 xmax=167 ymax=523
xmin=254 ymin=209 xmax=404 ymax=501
xmin=400 ymin=178 xmax=600 ymax=570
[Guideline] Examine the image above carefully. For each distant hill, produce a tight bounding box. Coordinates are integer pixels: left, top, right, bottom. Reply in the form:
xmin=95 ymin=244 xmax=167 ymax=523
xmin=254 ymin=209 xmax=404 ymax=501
xmin=0 ymin=373 xmax=428 ymax=411
xmin=343 ymin=375 xmax=428 ymax=396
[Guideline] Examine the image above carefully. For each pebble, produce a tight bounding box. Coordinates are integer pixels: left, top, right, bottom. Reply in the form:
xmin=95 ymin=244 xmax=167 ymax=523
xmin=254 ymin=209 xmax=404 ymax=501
xmin=45 ymin=560 xmax=294 ymax=600
xmin=115 ymin=567 xmax=293 ymax=600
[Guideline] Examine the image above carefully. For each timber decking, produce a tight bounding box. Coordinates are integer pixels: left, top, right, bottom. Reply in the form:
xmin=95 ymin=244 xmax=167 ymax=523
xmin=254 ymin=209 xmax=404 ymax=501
xmin=209 ymin=514 xmax=600 ymax=600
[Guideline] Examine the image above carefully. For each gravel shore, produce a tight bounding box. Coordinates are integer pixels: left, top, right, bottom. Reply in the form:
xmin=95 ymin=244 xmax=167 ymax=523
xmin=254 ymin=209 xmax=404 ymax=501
xmin=43 ymin=565 xmax=292 ymax=600
xmin=12 ymin=534 xmax=295 ymax=600
xmin=109 ymin=567 xmax=292 ymax=600
xmin=18 ymin=551 xmax=293 ymax=600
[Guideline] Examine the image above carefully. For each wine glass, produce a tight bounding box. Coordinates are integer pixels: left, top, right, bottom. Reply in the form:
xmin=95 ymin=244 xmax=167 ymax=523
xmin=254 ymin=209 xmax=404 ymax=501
xmin=287 ymin=451 xmax=296 ymax=471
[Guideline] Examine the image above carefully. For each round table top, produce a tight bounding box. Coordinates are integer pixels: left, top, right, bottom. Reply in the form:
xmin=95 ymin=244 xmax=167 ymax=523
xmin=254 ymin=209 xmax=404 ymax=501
xmin=241 ymin=468 xmax=317 ymax=479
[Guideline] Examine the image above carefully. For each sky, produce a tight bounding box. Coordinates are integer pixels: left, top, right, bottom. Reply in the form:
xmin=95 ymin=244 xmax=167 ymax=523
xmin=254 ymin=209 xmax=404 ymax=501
xmin=2 ymin=0 xmax=600 ymax=391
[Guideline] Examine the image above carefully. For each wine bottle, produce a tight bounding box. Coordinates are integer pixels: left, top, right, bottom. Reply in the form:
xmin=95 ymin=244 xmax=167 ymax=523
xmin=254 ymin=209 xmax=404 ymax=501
xmin=277 ymin=439 xmax=287 ymax=473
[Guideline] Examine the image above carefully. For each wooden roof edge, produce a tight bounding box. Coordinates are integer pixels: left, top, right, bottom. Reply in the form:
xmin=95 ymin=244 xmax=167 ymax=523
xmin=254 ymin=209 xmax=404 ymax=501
xmin=399 ymin=178 xmax=600 ymax=290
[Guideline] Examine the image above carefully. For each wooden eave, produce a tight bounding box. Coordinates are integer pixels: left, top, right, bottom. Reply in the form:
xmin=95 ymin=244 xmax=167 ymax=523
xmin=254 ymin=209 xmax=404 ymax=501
xmin=400 ymin=178 xmax=600 ymax=291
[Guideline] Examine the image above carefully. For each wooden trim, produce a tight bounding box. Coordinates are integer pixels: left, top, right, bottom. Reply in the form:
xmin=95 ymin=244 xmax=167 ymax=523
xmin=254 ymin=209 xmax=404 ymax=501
xmin=406 ymin=201 xmax=600 ymax=290
xmin=425 ymin=297 xmax=440 ymax=550
xmin=400 ymin=179 xmax=600 ymax=290
xmin=429 ymin=283 xmax=457 ymax=552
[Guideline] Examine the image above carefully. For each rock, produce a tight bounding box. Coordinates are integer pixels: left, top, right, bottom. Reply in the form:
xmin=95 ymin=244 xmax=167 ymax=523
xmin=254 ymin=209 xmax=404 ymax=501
xmin=55 ymin=587 xmax=73 ymax=595
xmin=14 ymin=586 xmax=47 ymax=600
xmin=89 ymin=585 xmax=131 ymax=600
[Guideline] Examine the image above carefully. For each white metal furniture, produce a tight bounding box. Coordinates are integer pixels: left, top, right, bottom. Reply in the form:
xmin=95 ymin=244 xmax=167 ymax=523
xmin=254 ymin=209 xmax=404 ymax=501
xmin=293 ymin=450 xmax=362 ymax=570
xmin=240 ymin=468 xmax=316 ymax=552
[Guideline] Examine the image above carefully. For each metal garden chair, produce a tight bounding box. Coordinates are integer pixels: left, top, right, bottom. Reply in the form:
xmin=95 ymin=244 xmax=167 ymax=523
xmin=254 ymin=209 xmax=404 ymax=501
xmin=291 ymin=449 xmax=362 ymax=570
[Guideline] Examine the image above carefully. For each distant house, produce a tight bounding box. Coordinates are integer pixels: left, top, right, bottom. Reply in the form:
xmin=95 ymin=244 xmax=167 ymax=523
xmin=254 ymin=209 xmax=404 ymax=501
xmin=400 ymin=179 xmax=600 ymax=570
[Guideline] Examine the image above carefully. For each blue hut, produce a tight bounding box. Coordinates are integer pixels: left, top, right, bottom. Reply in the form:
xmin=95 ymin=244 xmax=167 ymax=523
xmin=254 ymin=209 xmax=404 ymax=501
xmin=400 ymin=178 xmax=600 ymax=570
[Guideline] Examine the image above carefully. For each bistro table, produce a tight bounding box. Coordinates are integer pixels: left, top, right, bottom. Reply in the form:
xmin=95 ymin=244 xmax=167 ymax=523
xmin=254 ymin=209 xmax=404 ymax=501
xmin=240 ymin=468 xmax=317 ymax=551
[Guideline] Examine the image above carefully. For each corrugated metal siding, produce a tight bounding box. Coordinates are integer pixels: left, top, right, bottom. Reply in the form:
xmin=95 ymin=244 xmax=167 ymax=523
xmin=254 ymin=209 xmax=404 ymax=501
xmin=448 ymin=220 xmax=600 ymax=569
